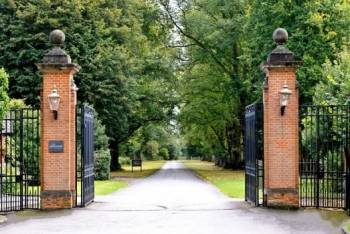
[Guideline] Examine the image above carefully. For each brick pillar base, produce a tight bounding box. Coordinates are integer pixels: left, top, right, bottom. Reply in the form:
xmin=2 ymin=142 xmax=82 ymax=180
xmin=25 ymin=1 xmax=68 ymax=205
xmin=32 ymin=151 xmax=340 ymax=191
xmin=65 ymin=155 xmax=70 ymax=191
xmin=41 ymin=191 xmax=76 ymax=209
xmin=266 ymin=189 xmax=299 ymax=208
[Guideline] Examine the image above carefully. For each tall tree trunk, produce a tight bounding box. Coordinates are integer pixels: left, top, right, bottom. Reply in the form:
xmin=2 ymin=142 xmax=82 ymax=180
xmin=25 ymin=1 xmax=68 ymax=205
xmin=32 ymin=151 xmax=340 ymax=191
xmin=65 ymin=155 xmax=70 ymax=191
xmin=231 ymin=121 xmax=243 ymax=169
xmin=225 ymin=120 xmax=243 ymax=169
xmin=110 ymin=138 xmax=121 ymax=171
xmin=225 ymin=42 xmax=244 ymax=169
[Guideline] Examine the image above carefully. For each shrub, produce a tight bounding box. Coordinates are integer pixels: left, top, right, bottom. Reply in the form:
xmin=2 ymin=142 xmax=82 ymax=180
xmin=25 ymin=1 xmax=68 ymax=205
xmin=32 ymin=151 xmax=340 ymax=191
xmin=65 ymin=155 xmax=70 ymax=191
xmin=0 ymin=68 xmax=10 ymax=121
xmin=144 ymin=140 xmax=159 ymax=160
xmin=94 ymin=149 xmax=111 ymax=180
xmin=2 ymin=100 xmax=40 ymax=183
xmin=119 ymin=157 xmax=131 ymax=165
xmin=159 ymin=148 xmax=169 ymax=160
xmin=167 ymin=144 xmax=178 ymax=160
xmin=0 ymin=165 xmax=19 ymax=194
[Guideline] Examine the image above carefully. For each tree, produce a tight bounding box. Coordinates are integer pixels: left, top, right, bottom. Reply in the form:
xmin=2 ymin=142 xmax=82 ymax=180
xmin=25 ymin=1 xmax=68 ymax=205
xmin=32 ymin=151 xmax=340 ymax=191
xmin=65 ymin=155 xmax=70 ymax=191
xmin=122 ymin=123 xmax=176 ymax=160
xmin=314 ymin=48 xmax=350 ymax=104
xmin=159 ymin=147 xmax=169 ymax=160
xmin=161 ymin=0 xmax=350 ymax=168
xmin=161 ymin=0 xmax=250 ymax=168
xmin=244 ymin=0 xmax=350 ymax=102
xmin=0 ymin=0 xmax=178 ymax=170
xmin=0 ymin=68 xmax=10 ymax=120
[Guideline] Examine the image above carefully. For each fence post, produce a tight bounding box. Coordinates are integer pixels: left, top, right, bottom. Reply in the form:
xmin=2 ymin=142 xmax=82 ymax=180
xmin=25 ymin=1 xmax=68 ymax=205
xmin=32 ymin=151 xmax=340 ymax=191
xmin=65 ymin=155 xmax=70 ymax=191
xmin=261 ymin=28 xmax=301 ymax=208
xmin=36 ymin=30 xmax=80 ymax=209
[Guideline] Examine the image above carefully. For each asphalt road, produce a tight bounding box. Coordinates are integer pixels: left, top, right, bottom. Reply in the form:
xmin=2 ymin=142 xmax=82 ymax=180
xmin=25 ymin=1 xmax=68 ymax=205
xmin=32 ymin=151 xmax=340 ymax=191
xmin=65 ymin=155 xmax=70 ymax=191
xmin=0 ymin=161 xmax=348 ymax=234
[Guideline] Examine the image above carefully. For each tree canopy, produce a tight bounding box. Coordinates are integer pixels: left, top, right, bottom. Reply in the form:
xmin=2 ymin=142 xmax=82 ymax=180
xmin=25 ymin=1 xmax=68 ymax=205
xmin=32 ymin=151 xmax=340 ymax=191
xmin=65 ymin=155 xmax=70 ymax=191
xmin=1 ymin=0 xmax=350 ymax=169
xmin=0 ymin=68 xmax=9 ymax=120
xmin=160 ymin=0 xmax=350 ymax=167
xmin=0 ymin=0 xmax=178 ymax=169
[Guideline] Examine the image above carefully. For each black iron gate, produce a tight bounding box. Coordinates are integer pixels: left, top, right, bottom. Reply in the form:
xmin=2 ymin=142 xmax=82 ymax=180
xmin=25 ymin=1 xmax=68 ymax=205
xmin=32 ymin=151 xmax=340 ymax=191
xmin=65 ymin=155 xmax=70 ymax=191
xmin=0 ymin=108 xmax=40 ymax=212
xmin=244 ymin=103 xmax=264 ymax=206
xmin=300 ymin=105 xmax=350 ymax=210
xmin=76 ymin=104 xmax=95 ymax=207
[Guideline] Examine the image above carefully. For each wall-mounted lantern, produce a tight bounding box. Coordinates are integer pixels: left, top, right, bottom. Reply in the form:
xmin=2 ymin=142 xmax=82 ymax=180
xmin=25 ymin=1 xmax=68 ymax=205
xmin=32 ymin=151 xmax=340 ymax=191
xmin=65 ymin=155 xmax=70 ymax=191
xmin=71 ymin=80 xmax=79 ymax=106
xmin=48 ymin=87 xmax=60 ymax=120
xmin=279 ymin=83 xmax=292 ymax=116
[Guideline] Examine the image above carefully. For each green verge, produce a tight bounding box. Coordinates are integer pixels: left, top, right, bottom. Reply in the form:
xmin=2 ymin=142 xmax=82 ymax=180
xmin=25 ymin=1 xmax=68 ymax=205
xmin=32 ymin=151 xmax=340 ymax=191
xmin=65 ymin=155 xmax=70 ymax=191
xmin=77 ymin=160 xmax=164 ymax=196
xmin=77 ymin=180 xmax=127 ymax=196
xmin=94 ymin=180 xmax=127 ymax=195
xmin=183 ymin=160 xmax=245 ymax=199
xmin=110 ymin=160 xmax=165 ymax=179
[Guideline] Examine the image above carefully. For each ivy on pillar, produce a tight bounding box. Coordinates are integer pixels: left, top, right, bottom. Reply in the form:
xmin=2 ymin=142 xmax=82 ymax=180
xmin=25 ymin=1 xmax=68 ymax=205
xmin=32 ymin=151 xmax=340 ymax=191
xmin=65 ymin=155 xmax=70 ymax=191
xmin=261 ymin=28 xmax=301 ymax=208
xmin=37 ymin=30 xmax=80 ymax=209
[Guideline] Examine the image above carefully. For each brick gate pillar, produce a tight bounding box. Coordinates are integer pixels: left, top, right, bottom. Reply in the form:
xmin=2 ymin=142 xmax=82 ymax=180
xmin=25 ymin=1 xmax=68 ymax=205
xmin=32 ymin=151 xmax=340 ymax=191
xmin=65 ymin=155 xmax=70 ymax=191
xmin=37 ymin=30 xmax=80 ymax=209
xmin=261 ymin=28 xmax=301 ymax=208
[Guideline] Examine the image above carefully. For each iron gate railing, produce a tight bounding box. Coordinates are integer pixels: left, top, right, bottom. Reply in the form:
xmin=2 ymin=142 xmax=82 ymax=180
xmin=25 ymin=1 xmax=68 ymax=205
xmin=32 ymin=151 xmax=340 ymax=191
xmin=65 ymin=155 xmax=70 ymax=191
xmin=0 ymin=108 xmax=40 ymax=212
xmin=76 ymin=104 xmax=95 ymax=207
xmin=244 ymin=103 xmax=264 ymax=206
xmin=300 ymin=105 xmax=350 ymax=210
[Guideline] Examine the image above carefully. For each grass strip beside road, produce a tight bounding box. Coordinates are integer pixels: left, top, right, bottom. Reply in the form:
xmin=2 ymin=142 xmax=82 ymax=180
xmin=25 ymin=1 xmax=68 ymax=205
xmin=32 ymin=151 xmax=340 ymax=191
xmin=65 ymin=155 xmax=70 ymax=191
xmin=95 ymin=180 xmax=127 ymax=195
xmin=78 ymin=161 xmax=165 ymax=196
xmin=111 ymin=160 xmax=165 ymax=179
xmin=183 ymin=160 xmax=245 ymax=199
xmin=77 ymin=180 xmax=127 ymax=196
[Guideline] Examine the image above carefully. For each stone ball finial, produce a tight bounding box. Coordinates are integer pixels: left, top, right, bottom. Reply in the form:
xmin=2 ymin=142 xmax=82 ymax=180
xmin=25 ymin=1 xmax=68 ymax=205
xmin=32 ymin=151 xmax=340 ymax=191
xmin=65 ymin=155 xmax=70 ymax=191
xmin=49 ymin=29 xmax=65 ymax=47
xmin=273 ymin=28 xmax=288 ymax=45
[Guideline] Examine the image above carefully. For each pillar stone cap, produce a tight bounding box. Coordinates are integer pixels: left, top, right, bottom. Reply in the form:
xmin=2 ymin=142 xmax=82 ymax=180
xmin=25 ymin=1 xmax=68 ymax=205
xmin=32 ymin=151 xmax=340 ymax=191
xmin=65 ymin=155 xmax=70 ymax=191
xmin=36 ymin=63 xmax=80 ymax=72
xmin=264 ymin=28 xmax=301 ymax=66
xmin=37 ymin=29 xmax=80 ymax=72
xmin=42 ymin=29 xmax=71 ymax=64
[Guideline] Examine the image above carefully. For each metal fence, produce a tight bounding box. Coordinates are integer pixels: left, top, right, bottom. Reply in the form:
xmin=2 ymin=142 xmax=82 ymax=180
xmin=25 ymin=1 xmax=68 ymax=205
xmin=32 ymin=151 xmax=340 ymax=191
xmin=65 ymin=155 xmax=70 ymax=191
xmin=300 ymin=105 xmax=350 ymax=209
xmin=0 ymin=108 xmax=40 ymax=212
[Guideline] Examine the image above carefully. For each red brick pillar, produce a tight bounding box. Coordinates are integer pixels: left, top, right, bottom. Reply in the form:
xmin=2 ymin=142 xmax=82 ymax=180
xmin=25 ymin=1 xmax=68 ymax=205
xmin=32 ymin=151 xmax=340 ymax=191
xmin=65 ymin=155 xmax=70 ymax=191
xmin=37 ymin=30 xmax=80 ymax=209
xmin=262 ymin=28 xmax=301 ymax=208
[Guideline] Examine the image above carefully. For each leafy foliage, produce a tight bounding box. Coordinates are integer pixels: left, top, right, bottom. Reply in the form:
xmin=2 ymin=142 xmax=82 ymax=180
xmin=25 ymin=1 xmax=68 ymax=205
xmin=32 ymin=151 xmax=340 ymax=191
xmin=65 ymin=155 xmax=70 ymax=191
xmin=2 ymin=0 xmax=350 ymax=170
xmin=0 ymin=0 xmax=178 ymax=169
xmin=159 ymin=147 xmax=169 ymax=160
xmin=0 ymin=68 xmax=10 ymax=120
xmin=244 ymin=0 xmax=350 ymax=102
xmin=314 ymin=48 xmax=350 ymax=105
xmin=160 ymin=0 xmax=350 ymax=168
xmin=144 ymin=140 xmax=159 ymax=160
xmin=94 ymin=149 xmax=111 ymax=180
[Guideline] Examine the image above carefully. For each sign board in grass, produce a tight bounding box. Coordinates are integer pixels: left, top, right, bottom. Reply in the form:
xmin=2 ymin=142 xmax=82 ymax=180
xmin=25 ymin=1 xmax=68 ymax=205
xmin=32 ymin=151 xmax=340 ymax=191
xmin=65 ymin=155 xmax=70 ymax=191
xmin=110 ymin=161 xmax=165 ymax=179
xmin=131 ymin=159 xmax=142 ymax=172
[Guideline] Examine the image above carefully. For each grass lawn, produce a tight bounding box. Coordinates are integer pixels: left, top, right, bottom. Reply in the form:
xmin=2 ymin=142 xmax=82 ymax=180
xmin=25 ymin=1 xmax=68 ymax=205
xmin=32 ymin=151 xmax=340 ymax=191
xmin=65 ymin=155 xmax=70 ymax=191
xmin=94 ymin=180 xmax=127 ymax=195
xmin=183 ymin=160 xmax=245 ymax=199
xmin=110 ymin=160 xmax=165 ymax=179
xmin=77 ymin=180 xmax=127 ymax=196
xmin=77 ymin=161 xmax=166 ymax=196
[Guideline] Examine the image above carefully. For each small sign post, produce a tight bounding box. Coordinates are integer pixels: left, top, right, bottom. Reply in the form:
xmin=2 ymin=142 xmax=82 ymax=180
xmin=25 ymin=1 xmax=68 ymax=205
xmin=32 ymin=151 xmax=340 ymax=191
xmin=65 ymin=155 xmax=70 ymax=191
xmin=131 ymin=159 xmax=142 ymax=172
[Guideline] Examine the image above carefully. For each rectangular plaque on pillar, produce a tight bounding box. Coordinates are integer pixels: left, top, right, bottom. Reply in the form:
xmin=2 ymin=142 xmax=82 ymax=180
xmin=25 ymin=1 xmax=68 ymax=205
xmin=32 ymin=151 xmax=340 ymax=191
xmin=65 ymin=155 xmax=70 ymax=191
xmin=48 ymin=140 xmax=64 ymax=153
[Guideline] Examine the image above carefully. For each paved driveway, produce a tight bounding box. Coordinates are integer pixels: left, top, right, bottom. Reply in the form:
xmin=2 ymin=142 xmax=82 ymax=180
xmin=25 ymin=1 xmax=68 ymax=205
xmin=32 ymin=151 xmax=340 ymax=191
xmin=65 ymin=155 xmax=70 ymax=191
xmin=0 ymin=161 xmax=348 ymax=234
